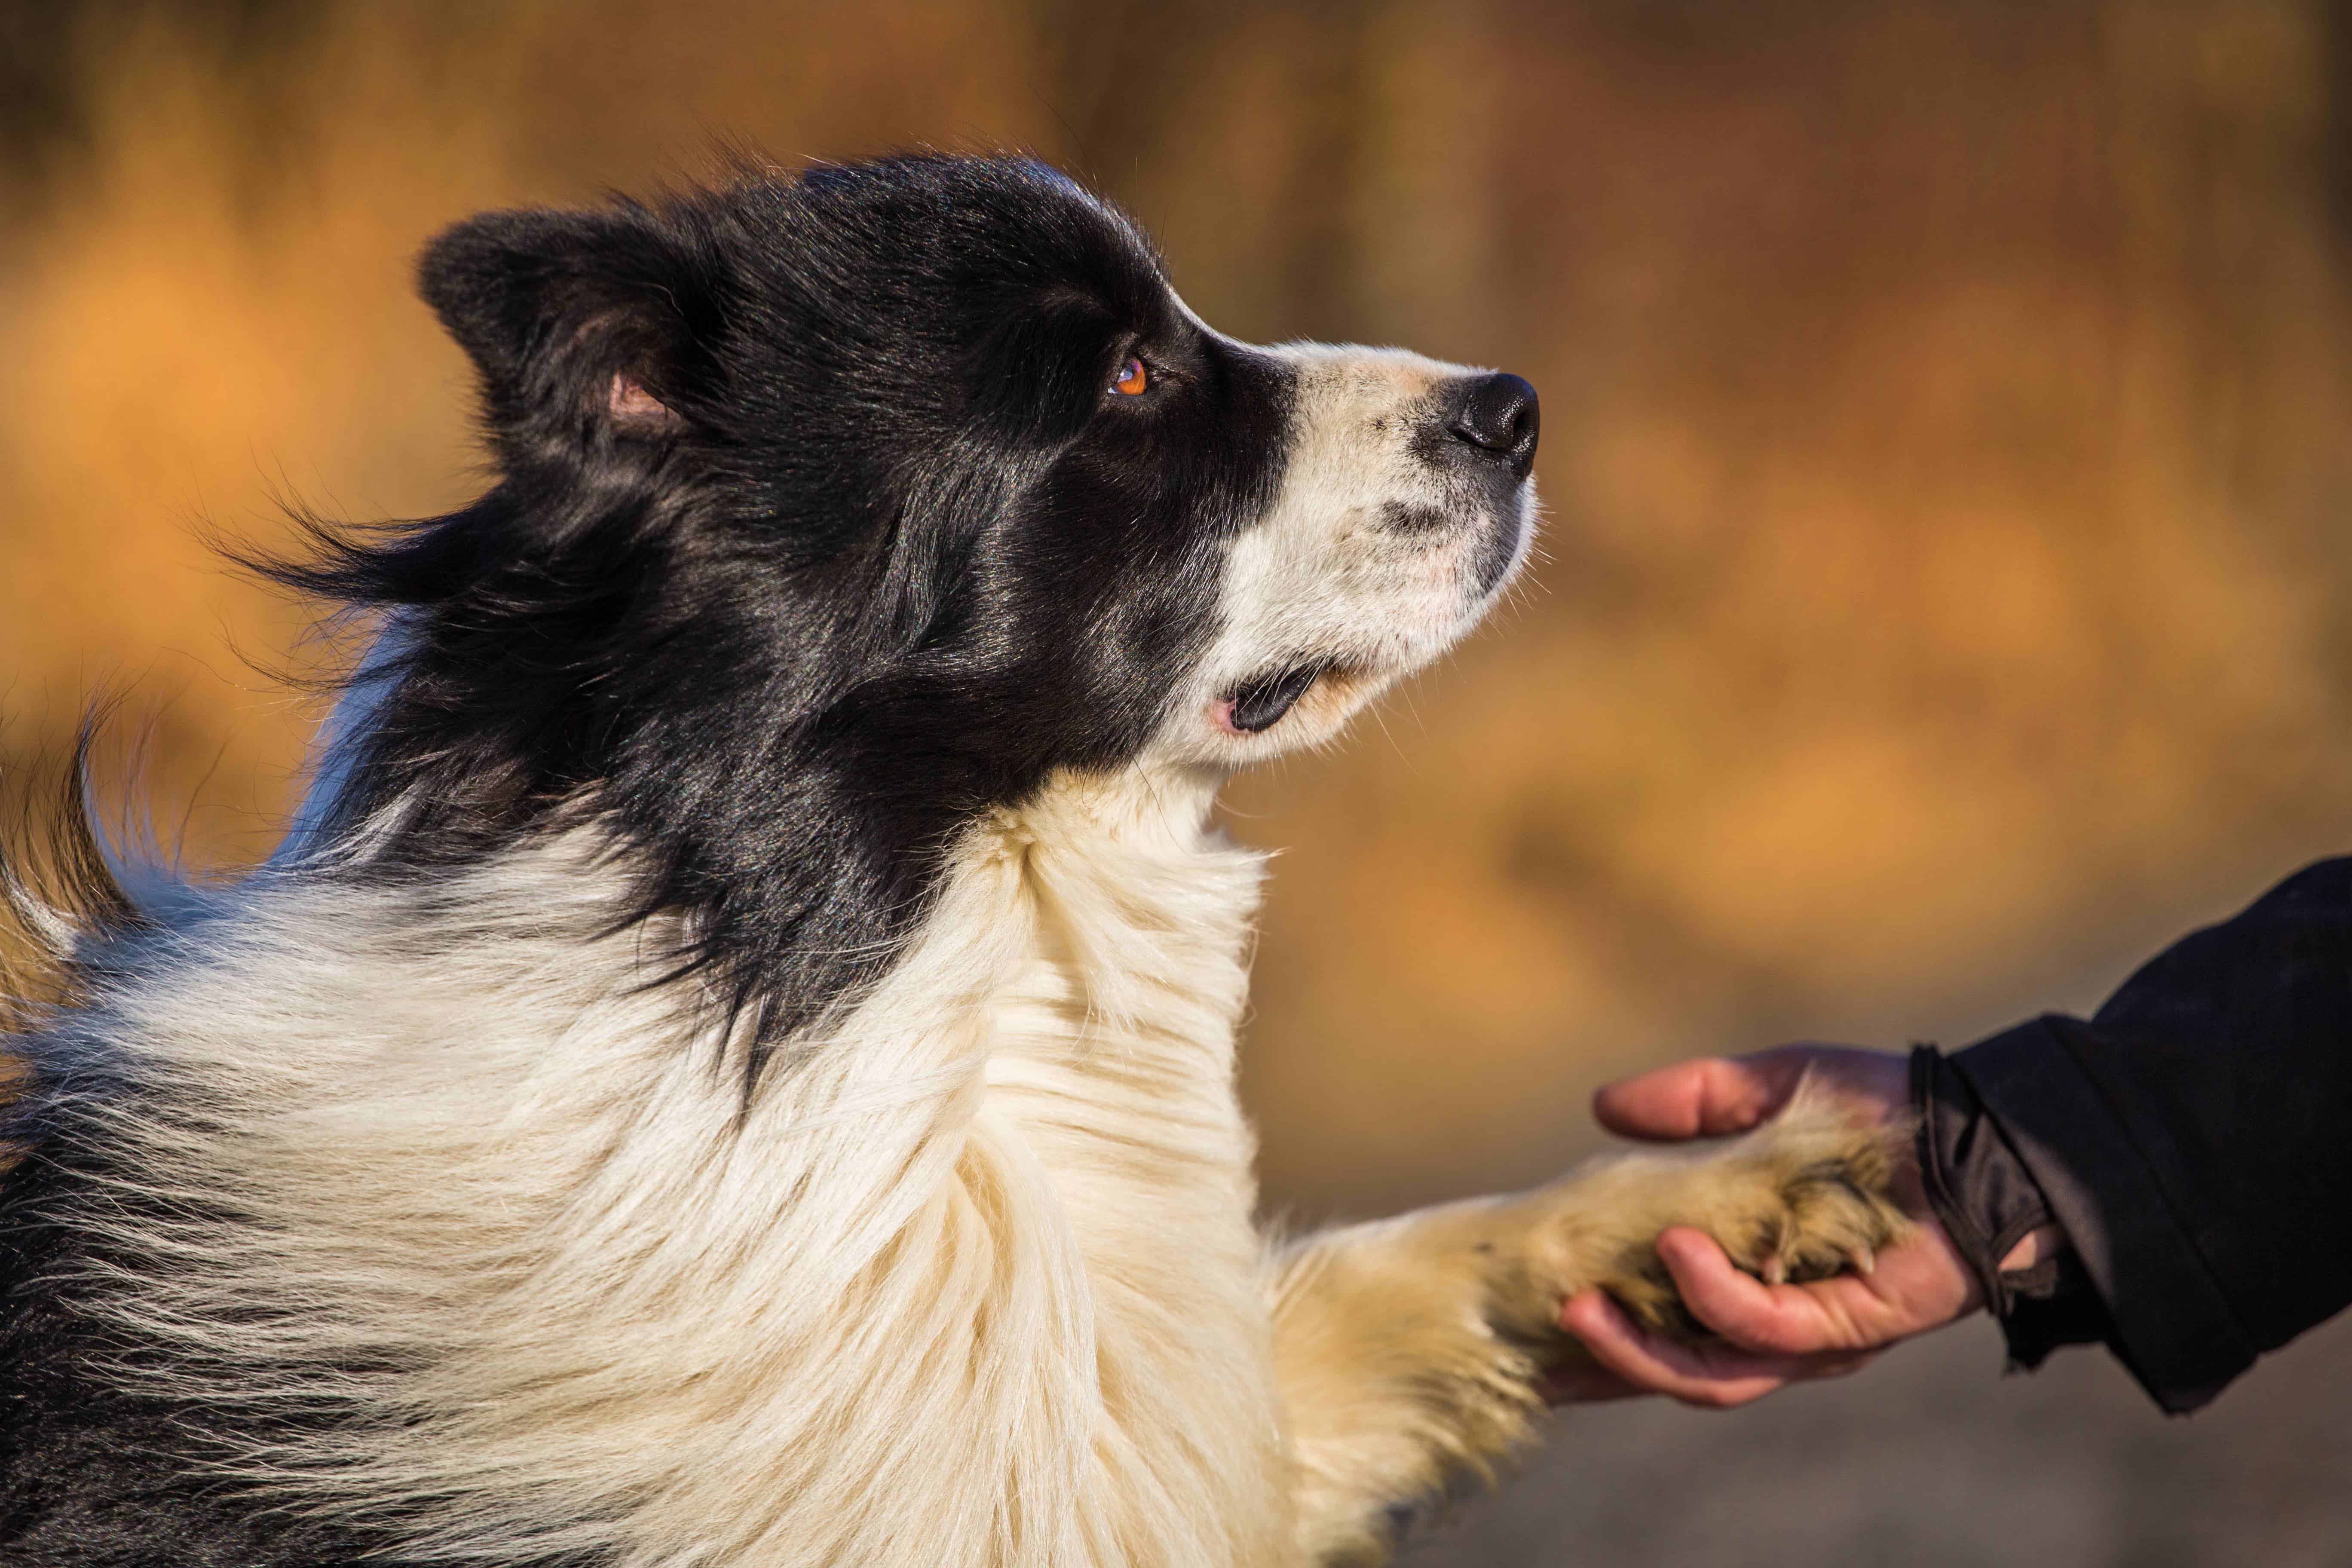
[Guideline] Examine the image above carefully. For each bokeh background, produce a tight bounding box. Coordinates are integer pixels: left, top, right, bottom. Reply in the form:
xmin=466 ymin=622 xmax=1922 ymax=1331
xmin=6 ymin=1 xmax=2352 ymax=1561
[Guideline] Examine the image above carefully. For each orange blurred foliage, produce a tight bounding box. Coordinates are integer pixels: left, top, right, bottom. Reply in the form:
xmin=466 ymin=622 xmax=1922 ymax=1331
xmin=4 ymin=0 xmax=2351 ymax=1217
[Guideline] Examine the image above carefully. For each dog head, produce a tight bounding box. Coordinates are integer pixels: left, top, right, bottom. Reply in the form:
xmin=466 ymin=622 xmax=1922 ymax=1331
xmin=294 ymin=154 xmax=1536 ymax=1043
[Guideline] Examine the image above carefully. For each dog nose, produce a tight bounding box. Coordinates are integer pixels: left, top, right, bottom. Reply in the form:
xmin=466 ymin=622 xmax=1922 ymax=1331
xmin=1445 ymin=373 xmax=1539 ymax=480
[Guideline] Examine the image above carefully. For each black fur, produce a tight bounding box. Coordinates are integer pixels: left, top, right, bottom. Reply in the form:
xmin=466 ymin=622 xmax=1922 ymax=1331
xmin=0 ymin=153 xmax=1302 ymax=1568
xmin=262 ymin=153 xmax=1295 ymax=1063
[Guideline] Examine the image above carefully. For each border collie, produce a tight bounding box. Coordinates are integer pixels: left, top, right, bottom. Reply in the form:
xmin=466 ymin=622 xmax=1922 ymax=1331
xmin=0 ymin=154 xmax=1903 ymax=1568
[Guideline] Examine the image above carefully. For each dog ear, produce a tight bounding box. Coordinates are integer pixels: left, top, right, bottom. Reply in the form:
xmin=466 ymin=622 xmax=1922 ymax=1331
xmin=417 ymin=204 xmax=724 ymax=457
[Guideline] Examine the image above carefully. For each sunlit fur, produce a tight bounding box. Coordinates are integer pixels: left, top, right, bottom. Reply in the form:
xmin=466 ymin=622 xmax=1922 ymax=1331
xmin=0 ymin=155 xmax=1903 ymax=1567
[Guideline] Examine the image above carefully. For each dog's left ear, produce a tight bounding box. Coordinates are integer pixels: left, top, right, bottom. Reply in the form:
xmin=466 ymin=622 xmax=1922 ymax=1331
xmin=418 ymin=203 xmax=728 ymax=460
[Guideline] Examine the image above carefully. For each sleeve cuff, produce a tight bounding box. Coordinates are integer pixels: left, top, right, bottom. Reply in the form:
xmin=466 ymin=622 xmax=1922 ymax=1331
xmin=1910 ymin=1044 xmax=2104 ymax=1368
xmin=1953 ymin=1016 xmax=2256 ymax=1413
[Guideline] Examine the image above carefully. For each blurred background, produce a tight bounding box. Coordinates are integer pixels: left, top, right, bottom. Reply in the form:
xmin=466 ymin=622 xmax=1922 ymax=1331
xmin=5 ymin=1 xmax=2352 ymax=1560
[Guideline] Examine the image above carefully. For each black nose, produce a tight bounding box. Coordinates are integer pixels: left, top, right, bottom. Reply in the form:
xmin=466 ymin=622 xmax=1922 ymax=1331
xmin=1445 ymin=372 xmax=1539 ymax=480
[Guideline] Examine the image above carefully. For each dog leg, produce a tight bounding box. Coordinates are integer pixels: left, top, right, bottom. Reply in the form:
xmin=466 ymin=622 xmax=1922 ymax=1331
xmin=1268 ymin=1087 xmax=1908 ymax=1565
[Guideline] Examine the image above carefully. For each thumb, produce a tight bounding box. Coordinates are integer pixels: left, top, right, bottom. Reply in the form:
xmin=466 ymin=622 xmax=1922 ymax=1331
xmin=1592 ymin=1049 xmax=1817 ymax=1141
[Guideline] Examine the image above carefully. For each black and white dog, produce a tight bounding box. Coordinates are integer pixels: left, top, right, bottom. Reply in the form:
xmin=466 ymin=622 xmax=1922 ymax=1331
xmin=0 ymin=154 xmax=1901 ymax=1567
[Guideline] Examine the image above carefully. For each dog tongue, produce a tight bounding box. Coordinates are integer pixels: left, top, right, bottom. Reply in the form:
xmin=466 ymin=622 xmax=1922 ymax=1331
xmin=1225 ymin=665 xmax=1322 ymax=733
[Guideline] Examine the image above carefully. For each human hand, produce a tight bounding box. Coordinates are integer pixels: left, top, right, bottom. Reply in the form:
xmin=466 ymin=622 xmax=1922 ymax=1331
xmin=1552 ymin=1045 xmax=2049 ymax=1408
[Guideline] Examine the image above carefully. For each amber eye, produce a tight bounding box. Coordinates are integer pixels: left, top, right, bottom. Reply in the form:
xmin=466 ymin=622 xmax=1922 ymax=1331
xmin=1112 ymin=357 xmax=1149 ymax=396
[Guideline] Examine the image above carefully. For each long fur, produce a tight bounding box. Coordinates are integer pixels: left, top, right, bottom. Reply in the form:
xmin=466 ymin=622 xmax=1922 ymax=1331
xmin=14 ymin=777 xmax=1278 ymax=1565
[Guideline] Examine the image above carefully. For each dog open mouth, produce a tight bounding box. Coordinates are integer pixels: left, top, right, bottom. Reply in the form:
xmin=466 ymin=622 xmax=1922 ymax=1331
xmin=1213 ymin=662 xmax=1332 ymax=735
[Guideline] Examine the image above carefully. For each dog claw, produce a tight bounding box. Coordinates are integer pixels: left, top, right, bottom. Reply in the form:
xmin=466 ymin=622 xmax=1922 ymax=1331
xmin=1847 ymin=1244 xmax=1876 ymax=1277
xmin=1761 ymin=1255 xmax=1788 ymax=1286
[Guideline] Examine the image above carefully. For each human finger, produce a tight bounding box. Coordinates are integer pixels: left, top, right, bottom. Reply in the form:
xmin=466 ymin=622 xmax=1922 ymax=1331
xmin=1558 ymin=1289 xmax=1811 ymax=1409
xmin=1649 ymin=1228 xmax=1897 ymax=1356
xmin=1590 ymin=1049 xmax=1816 ymax=1142
xmin=1654 ymin=1218 xmax=1984 ymax=1357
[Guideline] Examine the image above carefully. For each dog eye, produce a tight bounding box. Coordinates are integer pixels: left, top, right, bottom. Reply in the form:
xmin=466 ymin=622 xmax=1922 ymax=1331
xmin=1111 ymin=357 xmax=1149 ymax=396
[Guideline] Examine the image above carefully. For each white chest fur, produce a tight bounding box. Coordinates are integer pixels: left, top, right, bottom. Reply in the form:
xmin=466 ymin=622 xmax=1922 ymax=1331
xmin=85 ymin=768 xmax=1294 ymax=1568
xmin=966 ymin=773 xmax=1289 ymax=1564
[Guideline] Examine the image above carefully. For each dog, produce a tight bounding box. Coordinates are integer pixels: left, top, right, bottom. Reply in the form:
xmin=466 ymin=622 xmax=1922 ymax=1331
xmin=0 ymin=153 xmax=1905 ymax=1567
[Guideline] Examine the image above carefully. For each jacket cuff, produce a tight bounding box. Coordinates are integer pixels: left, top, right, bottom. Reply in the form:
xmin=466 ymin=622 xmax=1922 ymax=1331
xmin=1952 ymin=1016 xmax=2255 ymax=1413
xmin=1910 ymin=1044 xmax=2104 ymax=1368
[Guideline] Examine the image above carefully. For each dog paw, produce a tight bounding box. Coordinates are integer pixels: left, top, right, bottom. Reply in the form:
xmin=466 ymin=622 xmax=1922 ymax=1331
xmin=1523 ymin=1088 xmax=1912 ymax=1340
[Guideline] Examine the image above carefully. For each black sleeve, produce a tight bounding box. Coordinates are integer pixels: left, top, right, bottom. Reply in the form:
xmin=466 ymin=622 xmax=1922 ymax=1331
xmin=1922 ymin=857 xmax=2352 ymax=1414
